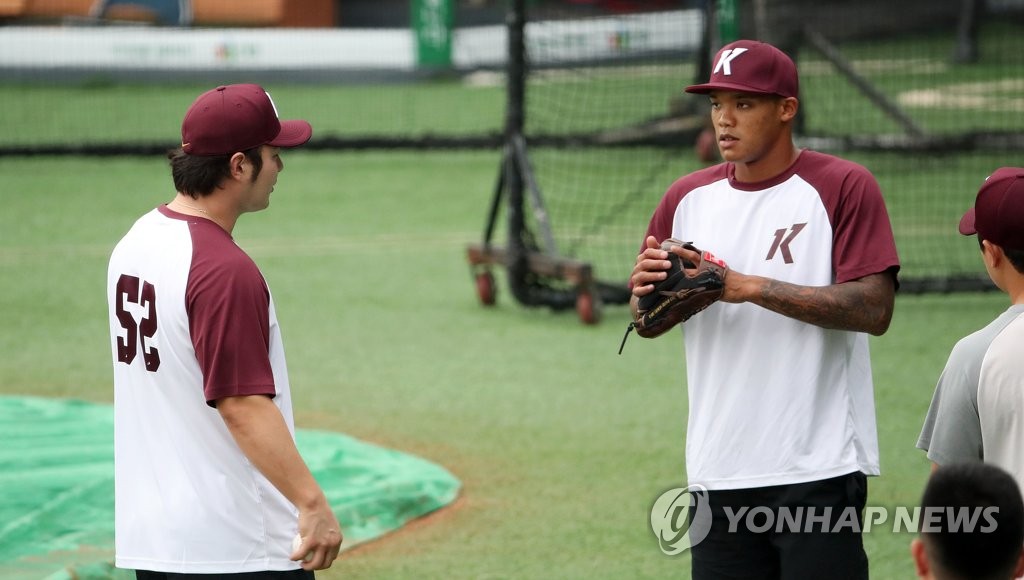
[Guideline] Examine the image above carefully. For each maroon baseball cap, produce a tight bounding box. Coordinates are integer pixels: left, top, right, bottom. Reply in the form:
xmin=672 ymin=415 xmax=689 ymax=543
xmin=959 ymin=167 xmax=1024 ymax=250
xmin=685 ymin=40 xmax=799 ymax=98
xmin=181 ymin=84 xmax=312 ymax=156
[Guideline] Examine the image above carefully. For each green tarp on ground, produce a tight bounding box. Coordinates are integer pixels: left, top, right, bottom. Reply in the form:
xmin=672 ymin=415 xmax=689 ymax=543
xmin=0 ymin=396 xmax=461 ymax=580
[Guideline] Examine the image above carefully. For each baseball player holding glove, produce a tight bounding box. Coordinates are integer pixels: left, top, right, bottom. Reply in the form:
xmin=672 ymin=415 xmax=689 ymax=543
xmin=628 ymin=40 xmax=900 ymax=580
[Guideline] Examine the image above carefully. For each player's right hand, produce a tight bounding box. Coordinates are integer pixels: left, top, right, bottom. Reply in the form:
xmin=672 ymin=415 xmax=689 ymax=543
xmin=294 ymin=504 xmax=343 ymax=570
xmin=630 ymin=235 xmax=673 ymax=298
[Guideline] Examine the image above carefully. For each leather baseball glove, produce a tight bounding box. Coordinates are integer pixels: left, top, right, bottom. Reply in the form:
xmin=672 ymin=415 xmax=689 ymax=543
xmin=619 ymin=239 xmax=728 ymax=354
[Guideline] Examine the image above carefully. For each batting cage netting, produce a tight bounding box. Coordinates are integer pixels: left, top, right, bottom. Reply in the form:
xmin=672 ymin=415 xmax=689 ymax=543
xmin=2 ymin=0 xmax=1022 ymax=317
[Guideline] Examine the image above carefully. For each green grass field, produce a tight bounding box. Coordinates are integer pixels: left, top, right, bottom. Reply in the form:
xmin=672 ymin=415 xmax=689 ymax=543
xmin=0 ymin=150 xmax=1010 ymax=578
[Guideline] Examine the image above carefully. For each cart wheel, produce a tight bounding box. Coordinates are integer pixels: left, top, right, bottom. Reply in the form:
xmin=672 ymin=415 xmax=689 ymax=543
xmin=576 ymin=291 xmax=601 ymax=325
xmin=475 ymin=271 xmax=497 ymax=306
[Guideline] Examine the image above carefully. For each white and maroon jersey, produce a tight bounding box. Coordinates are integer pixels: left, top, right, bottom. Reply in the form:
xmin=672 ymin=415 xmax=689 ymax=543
xmin=644 ymin=150 xmax=900 ymax=490
xmin=107 ymin=205 xmax=301 ymax=573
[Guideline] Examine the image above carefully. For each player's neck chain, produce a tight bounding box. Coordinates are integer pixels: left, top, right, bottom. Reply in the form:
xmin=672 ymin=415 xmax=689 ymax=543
xmin=173 ymin=199 xmax=210 ymax=215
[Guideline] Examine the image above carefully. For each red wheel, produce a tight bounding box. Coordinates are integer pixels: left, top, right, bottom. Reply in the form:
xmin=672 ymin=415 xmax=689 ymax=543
xmin=475 ymin=271 xmax=496 ymax=306
xmin=576 ymin=291 xmax=601 ymax=325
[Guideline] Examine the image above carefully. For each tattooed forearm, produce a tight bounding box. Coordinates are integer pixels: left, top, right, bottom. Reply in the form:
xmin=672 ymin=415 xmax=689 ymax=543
xmin=753 ymin=273 xmax=895 ymax=335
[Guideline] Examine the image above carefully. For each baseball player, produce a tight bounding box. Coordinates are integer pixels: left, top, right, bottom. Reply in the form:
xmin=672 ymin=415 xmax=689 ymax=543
xmin=917 ymin=168 xmax=1024 ymax=489
xmin=107 ymin=84 xmax=342 ymax=578
xmin=630 ymin=40 xmax=900 ymax=579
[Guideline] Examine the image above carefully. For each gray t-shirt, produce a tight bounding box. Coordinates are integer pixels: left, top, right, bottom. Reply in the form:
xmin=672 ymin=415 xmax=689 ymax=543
xmin=978 ymin=309 xmax=1024 ymax=491
xmin=917 ymin=304 xmax=1024 ymax=467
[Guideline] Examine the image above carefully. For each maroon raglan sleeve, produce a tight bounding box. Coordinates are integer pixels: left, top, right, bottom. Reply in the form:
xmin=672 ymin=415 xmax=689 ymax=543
xmin=805 ymin=153 xmax=901 ymax=285
xmin=184 ymin=222 xmax=276 ymax=406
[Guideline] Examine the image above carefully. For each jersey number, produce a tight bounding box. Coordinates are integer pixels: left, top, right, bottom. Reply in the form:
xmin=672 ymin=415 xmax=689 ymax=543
xmin=115 ymin=274 xmax=160 ymax=372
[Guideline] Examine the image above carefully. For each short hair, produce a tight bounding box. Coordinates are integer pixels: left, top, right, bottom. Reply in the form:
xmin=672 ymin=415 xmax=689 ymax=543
xmin=979 ymin=238 xmax=1024 ymax=275
xmin=1007 ymin=248 xmax=1024 ymax=274
xmin=920 ymin=463 xmax=1024 ymax=580
xmin=167 ymin=146 xmax=264 ymax=197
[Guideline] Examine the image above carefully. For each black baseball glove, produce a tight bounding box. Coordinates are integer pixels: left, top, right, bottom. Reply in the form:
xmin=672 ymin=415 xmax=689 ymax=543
xmin=619 ymin=239 xmax=728 ymax=354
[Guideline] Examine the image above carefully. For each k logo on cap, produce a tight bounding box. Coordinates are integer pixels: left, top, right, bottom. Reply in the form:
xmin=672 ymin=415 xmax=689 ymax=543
xmin=712 ymin=47 xmax=749 ymax=76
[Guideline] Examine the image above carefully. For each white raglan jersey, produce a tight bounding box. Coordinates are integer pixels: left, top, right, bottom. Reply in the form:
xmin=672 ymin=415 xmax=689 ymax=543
xmin=107 ymin=205 xmax=301 ymax=573
xmin=644 ymin=150 xmax=900 ymax=490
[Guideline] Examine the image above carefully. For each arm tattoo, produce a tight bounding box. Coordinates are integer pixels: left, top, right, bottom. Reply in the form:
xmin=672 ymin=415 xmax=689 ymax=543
xmin=756 ymin=273 xmax=895 ymax=335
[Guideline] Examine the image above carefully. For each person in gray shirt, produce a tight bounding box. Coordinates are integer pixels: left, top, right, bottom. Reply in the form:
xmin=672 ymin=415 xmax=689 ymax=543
xmin=918 ymin=168 xmax=1024 ymax=490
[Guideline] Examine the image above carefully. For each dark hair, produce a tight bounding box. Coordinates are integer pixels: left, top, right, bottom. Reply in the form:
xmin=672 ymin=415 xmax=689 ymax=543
xmin=979 ymin=238 xmax=1024 ymax=275
xmin=1007 ymin=248 xmax=1024 ymax=274
xmin=167 ymin=146 xmax=264 ymax=197
xmin=920 ymin=462 xmax=1024 ymax=580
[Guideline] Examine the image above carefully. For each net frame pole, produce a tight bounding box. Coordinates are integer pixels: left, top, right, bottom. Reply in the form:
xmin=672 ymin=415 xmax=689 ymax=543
xmin=465 ymin=0 xmax=601 ymax=322
xmin=504 ymin=0 xmax=556 ymax=258
xmin=481 ymin=161 xmax=505 ymax=247
xmin=505 ymin=0 xmax=525 ymax=140
xmin=512 ymin=134 xmax=557 ymax=256
xmin=477 ymin=0 xmax=525 ymax=250
xmin=503 ymin=0 xmax=533 ymax=306
xmin=952 ymin=0 xmax=984 ymax=64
